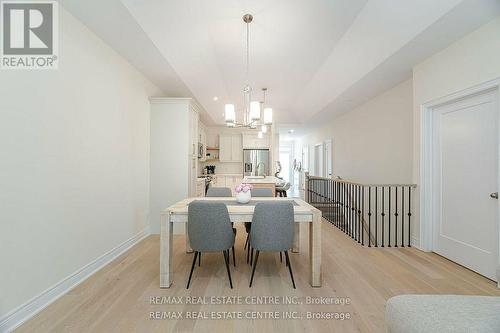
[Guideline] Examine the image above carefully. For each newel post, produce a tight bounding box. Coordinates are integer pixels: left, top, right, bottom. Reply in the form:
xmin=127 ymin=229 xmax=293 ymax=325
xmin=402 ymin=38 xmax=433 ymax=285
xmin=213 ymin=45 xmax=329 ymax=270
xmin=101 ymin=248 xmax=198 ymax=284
xmin=305 ymin=171 xmax=310 ymax=203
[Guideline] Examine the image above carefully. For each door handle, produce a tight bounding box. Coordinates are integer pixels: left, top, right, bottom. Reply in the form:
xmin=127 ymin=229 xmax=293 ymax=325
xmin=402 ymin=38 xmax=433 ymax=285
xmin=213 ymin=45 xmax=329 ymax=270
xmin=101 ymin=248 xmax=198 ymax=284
xmin=490 ymin=192 xmax=498 ymax=199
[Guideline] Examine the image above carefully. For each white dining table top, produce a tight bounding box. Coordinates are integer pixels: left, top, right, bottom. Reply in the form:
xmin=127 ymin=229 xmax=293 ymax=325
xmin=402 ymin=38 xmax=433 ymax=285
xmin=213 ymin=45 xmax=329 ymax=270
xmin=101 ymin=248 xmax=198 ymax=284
xmin=163 ymin=197 xmax=319 ymax=217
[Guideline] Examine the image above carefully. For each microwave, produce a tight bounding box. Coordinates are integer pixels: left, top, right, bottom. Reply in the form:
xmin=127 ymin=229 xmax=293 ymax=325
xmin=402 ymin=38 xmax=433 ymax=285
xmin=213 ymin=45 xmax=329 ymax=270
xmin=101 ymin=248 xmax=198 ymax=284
xmin=198 ymin=143 xmax=204 ymax=159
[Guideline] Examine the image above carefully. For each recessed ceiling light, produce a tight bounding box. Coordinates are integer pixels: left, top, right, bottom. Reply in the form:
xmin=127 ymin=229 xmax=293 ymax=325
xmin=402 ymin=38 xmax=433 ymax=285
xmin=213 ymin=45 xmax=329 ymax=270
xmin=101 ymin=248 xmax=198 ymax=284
xmin=288 ymin=129 xmax=295 ymax=134
xmin=213 ymin=96 xmax=218 ymax=101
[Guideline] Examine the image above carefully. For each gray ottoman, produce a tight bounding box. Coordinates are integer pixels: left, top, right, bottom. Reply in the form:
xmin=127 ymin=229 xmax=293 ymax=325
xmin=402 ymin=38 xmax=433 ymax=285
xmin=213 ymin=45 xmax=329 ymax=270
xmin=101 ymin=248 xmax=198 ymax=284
xmin=385 ymin=295 xmax=500 ymax=333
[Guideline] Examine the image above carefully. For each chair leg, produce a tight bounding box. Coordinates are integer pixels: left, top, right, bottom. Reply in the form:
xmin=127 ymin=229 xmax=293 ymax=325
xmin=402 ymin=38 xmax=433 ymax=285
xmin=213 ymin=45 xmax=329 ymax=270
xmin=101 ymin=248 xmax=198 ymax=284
xmin=187 ymin=251 xmax=198 ymax=289
xmin=223 ymin=250 xmax=233 ymax=289
xmin=249 ymin=250 xmax=260 ymax=287
xmin=232 ymin=246 xmax=236 ymax=267
xmin=250 ymin=248 xmax=254 ymax=266
xmin=244 ymin=233 xmax=249 ymax=250
xmin=246 ymin=244 xmax=250 ymax=264
xmin=198 ymin=252 xmax=201 ymax=266
xmin=284 ymin=251 xmax=296 ymax=289
xmin=280 ymin=251 xmax=282 ymax=263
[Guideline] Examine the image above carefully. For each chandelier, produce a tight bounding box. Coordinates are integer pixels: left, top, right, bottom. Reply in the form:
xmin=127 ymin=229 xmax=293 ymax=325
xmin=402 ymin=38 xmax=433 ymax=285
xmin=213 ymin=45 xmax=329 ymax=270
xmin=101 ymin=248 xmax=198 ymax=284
xmin=224 ymin=14 xmax=273 ymax=136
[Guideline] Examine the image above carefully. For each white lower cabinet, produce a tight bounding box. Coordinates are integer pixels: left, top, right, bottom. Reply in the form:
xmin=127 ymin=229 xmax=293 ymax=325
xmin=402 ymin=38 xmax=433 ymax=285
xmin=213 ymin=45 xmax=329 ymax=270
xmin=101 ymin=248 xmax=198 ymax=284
xmin=196 ymin=180 xmax=205 ymax=197
xmin=212 ymin=175 xmax=243 ymax=196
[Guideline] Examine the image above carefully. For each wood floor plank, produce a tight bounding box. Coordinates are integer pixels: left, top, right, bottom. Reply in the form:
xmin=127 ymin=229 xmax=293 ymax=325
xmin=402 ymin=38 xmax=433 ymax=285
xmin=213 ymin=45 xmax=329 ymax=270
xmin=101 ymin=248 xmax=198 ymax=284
xmin=16 ymin=220 xmax=500 ymax=333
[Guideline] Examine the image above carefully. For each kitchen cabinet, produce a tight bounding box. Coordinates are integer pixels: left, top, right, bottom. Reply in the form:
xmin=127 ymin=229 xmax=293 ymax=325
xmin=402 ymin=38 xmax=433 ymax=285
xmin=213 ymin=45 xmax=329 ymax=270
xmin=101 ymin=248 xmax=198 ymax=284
xmin=198 ymin=122 xmax=207 ymax=161
xmin=242 ymin=133 xmax=270 ymax=149
xmin=213 ymin=174 xmax=243 ymax=195
xmin=231 ymin=135 xmax=243 ymax=161
xmin=196 ymin=179 xmax=205 ymax=197
xmin=219 ymin=134 xmax=242 ymax=162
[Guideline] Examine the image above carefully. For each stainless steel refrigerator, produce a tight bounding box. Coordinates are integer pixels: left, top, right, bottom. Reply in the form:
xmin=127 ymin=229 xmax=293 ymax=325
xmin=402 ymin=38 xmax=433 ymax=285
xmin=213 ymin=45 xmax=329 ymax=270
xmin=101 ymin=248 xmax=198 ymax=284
xmin=243 ymin=149 xmax=270 ymax=176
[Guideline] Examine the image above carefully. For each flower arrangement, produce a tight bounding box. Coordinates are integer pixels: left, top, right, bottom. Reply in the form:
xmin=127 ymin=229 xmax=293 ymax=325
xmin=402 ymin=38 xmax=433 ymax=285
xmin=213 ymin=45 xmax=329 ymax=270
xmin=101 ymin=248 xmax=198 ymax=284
xmin=235 ymin=183 xmax=253 ymax=193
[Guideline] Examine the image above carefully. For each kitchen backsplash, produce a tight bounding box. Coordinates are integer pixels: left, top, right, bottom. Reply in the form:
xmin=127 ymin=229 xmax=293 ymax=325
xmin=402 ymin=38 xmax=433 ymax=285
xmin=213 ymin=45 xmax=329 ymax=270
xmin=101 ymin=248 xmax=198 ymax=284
xmin=199 ymin=161 xmax=242 ymax=175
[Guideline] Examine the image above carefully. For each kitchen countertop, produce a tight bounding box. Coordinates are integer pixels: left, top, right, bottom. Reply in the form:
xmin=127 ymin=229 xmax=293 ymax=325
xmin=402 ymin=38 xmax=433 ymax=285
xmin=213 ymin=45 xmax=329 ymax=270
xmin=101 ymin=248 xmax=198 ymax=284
xmin=200 ymin=174 xmax=243 ymax=177
xmin=242 ymin=176 xmax=282 ymax=184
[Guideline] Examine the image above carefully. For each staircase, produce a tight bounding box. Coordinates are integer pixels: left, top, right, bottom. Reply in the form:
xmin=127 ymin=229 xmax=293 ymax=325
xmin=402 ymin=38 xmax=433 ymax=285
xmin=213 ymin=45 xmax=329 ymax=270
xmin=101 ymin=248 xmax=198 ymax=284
xmin=305 ymin=173 xmax=416 ymax=247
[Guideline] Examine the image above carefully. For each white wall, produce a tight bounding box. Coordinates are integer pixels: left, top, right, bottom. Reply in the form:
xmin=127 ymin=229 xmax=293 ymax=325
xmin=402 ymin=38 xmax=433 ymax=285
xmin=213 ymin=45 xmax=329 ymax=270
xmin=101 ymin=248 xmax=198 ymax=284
xmin=296 ymin=79 xmax=413 ymax=184
xmin=150 ymin=100 xmax=189 ymax=235
xmin=0 ymin=7 xmax=160 ymax=319
xmin=412 ymin=16 xmax=500 ymax=245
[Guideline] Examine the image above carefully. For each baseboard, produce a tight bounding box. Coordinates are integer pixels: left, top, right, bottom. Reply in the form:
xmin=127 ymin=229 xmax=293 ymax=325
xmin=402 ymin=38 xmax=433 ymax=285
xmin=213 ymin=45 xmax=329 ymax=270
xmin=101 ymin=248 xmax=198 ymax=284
xmin=411 ymin=236 xmax=422 ymax=250
xmin=0 ymin=227 xmax=150 ymax=333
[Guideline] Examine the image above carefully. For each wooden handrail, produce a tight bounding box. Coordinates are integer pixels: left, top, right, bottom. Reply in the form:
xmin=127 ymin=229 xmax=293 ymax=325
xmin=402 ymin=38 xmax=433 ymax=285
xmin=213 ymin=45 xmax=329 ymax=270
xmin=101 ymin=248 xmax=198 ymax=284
xmin=306 ymin=175 xmax=417 ymax=188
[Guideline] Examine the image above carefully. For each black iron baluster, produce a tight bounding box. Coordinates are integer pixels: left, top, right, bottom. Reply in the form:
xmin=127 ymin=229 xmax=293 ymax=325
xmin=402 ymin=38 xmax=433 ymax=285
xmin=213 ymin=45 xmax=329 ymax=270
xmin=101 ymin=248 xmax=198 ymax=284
xmin=401 ymin=185 xmax=405 ymax=247
xmin=342 ymin=182 xmax=345 ymax=232
xmin=344 ymin=184 xmax=351 ymax=236
xmin=361 ymin=186 xmax=365 ymax=246
xmin=328 ymin=179 xmax=331 ymax=224
xmin=357 ymin=185 xmax=360 ymax=242
xmin=334 ymin=180 xmax=337 ymax=227
xmin=348 ymin=183 xmax=351 ymax=237
xmin=394 ymin=187 xmax=398 ymax=248
xmin=354 ymin=184 xmax=358 ymax=241
xmin=368 ymin=187 xmax=372 ymax=247
xmin=350 ymin=184 xmax=353 ymax=238
xmin=408 ymin=187 xmax=412 ymax=247
xmin=381 ymin=186 xmax=385 ymax=247
xmin=388 ymin=187 xmax=391 ymax=247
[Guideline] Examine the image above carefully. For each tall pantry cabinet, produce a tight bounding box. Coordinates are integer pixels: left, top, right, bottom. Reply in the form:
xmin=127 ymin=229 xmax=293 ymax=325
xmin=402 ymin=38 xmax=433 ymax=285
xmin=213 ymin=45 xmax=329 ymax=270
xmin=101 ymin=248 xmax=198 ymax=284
xmin=150 ymin=98 xmax=199 ymax=234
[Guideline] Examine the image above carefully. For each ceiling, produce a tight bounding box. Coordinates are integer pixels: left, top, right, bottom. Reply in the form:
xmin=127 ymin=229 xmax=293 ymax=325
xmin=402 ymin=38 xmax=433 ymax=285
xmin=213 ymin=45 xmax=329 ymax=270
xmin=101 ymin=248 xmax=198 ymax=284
xmin=63 ymin=0 xmax=500 ymax=128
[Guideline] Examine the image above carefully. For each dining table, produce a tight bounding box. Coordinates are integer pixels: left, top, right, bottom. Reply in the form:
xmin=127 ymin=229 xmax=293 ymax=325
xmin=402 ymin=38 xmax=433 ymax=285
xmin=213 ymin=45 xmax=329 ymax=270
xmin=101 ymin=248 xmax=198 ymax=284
xmin=160 ymin=197 xmax=322 ymax=288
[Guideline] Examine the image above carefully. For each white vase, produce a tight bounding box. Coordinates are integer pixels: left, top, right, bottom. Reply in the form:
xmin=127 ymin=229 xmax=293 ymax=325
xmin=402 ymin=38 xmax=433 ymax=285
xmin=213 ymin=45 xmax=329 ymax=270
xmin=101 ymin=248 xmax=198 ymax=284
xmin=236 ymin=190 xmax=251 ymax=204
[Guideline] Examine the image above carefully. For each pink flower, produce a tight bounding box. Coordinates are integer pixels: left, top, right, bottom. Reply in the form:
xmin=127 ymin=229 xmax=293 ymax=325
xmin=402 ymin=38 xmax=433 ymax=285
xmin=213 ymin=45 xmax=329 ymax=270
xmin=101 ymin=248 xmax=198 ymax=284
xmin=235 ymin=183 xmax=253 ymax=193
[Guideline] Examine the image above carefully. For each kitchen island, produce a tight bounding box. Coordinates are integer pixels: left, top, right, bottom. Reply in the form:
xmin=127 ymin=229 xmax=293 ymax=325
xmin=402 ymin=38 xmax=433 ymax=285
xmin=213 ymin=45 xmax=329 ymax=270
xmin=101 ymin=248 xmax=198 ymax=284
xmin=242 ymin=176 xmax=282 ymax=196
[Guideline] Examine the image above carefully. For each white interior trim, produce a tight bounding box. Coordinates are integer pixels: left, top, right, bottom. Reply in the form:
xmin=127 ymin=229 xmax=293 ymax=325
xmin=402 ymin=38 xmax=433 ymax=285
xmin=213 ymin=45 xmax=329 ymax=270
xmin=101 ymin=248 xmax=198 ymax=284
xmin=0 ymin=227 xmax=150 ymax=333
xmin=419 ymin=77 xmax=500 ymax=286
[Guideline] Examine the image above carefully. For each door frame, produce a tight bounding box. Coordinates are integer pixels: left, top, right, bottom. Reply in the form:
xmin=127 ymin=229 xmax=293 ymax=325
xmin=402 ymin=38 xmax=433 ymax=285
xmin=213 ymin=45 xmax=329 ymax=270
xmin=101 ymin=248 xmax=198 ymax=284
xmin=420 ymin=77 xmax=500 ymax=283
xmin=324 ymin=139 xmax=333 ymax=178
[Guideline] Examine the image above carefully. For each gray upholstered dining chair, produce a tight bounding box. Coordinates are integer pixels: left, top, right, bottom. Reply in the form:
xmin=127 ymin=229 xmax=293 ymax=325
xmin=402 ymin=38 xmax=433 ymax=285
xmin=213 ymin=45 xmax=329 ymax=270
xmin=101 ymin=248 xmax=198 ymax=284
xmin=248 ymin=201 xmax=296 ymax=288
xmin=276 ymin=182 xmax=291 ymax=197
xmin=187 ymin=201 xmax=235 ymax=289
xmin=206 ymin=187 xmax=232 ymax=197
xmin=244 ymin=188 xmax=274 ymax=263
xmin=204 ymin=186 xmax=236 ymax=267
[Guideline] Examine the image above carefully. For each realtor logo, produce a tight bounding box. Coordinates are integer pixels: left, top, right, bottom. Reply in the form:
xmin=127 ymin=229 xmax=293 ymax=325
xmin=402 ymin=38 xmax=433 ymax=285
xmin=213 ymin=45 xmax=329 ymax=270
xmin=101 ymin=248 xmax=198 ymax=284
xmin=1 ymin=0 xmax=58 ymax=69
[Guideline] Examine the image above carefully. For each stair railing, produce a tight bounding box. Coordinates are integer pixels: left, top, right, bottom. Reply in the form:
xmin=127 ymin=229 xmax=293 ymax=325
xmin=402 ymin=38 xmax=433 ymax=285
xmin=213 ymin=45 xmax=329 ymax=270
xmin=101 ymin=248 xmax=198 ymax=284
xmin=305 ymin=172 xmax=417 ymax=247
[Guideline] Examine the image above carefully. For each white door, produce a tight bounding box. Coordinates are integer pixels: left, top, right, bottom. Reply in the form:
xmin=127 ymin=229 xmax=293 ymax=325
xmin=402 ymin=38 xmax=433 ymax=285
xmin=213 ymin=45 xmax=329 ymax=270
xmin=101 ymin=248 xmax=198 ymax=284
xmin=302 ymin=146 xmax=309 ymax=172
xmin=432 ymin=89 xmax=499 ymax=281
xmin=314 ymin=144 xmax=324 ymax=177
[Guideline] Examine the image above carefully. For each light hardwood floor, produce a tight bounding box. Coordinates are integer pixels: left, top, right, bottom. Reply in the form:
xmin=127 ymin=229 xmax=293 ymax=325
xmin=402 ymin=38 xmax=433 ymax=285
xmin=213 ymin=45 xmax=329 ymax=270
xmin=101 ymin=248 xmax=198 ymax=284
xmin=17 ymin=221 xmax=500 ymax=333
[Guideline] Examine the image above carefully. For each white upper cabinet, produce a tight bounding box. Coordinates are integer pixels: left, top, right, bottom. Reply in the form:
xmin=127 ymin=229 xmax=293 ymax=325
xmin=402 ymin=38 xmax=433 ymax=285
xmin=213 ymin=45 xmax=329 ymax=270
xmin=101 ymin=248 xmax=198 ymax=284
xmin=219 ymin=134 xmax=232 ymax=161
xmin=198 ymin=122 xmax=207 ymax=161
xmin=231 ymin=135 xmax=243 ymax=161
xmin=242 ymin=133 xmax=270 ymax=149
xmin=188 ymin=107 xmax=198 ymax=158
xmin=219 ymin=134 xmax=242 ymax=162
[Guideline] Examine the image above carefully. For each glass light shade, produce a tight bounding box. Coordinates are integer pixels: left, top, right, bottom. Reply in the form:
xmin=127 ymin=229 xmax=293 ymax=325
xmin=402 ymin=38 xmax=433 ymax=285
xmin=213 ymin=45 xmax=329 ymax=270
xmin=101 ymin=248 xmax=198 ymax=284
xmin=261 ymin=125 xmax=267 ymax=133
xmin=263 ymin=107 xmax=273 ymax=125
xmin=257 ymin=131 xmax=263 ymax=139
xmin=224 ymin=104 xmax=235 ymax=124
xmin=249 ymin=101 xmax=261 ymax=121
